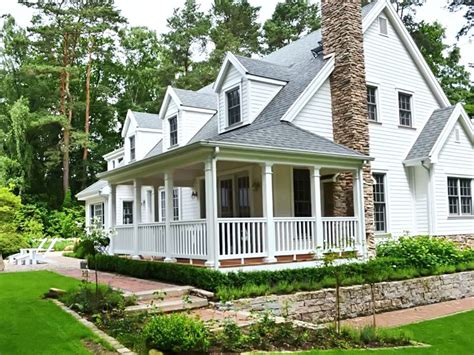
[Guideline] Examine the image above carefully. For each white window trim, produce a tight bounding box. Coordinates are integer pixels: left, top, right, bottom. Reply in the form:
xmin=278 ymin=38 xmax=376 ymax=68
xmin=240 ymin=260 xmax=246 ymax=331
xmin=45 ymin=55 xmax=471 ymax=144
xmin=396 ymin=88 xmax=416 ymax=129
xmin=366 ymin=82 xmax=381 ymax=123
xmin=223 ymin=82 xmax=243 ymax=130
xmin=159 ymin=187 xmax=181 ymax=221
xmin=168 ymin=114 xmax=179 ymax=148
xmin=372 ymin=170 xmax=391 ymax=235
xmin=378 ymin=16 xmax=389 ymax=37
xmin=122 ymin=200 xmax=134 ymax=225
xmin=446 ymin=176 xmax=474 ymax=218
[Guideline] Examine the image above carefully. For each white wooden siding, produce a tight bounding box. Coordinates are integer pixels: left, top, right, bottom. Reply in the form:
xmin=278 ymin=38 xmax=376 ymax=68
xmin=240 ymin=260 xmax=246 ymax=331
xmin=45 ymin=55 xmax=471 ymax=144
xmin=364 ymin=12 xmax=441 ymax=236
xmin=272 ymin=165 xmax=293 ymax=217
xmin=293 ymin=79 xmax=333 ymax=140
xmin=248 ymin=80 xmax=283 ymax=121
xmin=433 ymin=121 xmax=474 ymax=235
xmin=180 ymin=110 xmax=214 ymax=146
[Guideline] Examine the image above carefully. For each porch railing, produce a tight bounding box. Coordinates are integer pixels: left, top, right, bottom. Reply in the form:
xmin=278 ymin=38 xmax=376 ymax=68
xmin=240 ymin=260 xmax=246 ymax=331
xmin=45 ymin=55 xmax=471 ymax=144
xmin=322 ymin=217 xmax=358 ymax=251
xmin=114 ymin=225 xmax=134 ymax=254
xmin=138 ymin=222 xmax=166 ymax=257
xmin=171 ymin=220 xmax=208 ymax=260
xmin=217 ymin=218 xmax=267 ymax=259
xmin=274 ymin=217 xmax=316 ymax=255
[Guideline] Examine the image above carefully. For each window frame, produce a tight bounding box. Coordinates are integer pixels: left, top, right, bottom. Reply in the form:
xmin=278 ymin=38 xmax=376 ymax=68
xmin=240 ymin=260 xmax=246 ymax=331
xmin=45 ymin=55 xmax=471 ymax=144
xmin=169 ymin=115 xmax=178 ymax=147
xmin=367 ymin=85 xmax=379 ymax=122
xmin=159 ymin=187 xmax=180 ymax=221
xmin=122 ymin=200 xmax=134 ymax=225
xmin=225 ymin=84 xmax=242 ymax=128
xmin=447 ymin=177 xmax=473 ymax=217
xmin=397 ymin=91 xmax=414 ymax=128
xmin=373 ymin=172 xmax=388 ymax=233
xmin=379 ymin=16 xmax=388 ymax=36
xmin=129 ymin=135 xmax=136 ymax=161
xmin=90 ymin=202 xmax=105 ymax=227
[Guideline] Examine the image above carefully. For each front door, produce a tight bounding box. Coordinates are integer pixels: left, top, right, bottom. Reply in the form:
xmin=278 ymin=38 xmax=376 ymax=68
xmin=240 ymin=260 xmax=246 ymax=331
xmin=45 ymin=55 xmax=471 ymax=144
xmin=219 ymin=178 xmax=234 ymax=217
xmin=237 ymin=175 xmax=251 ymax=217
xmin=293 ymin=169 xmax=312 ymax=217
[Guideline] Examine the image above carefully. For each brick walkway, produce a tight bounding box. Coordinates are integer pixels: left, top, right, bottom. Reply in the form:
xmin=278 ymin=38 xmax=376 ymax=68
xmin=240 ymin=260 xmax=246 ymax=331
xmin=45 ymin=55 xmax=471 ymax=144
xmin=3 ymin=252 xmax=178 ymax=293
xmin=343 ymin=297 xmax=474 ymax=328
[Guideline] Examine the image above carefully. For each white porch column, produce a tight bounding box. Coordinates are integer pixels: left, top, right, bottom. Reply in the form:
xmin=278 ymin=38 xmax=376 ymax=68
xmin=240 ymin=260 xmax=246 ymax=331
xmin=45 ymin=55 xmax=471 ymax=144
xmin=164 ymin=172 xmax=176 ymax=262
xmin=354 ymin=168 xmax=366 ymax=258
xmin=153 ymin=185 xmax=160 ymax=222
xmin=311 ymin=166 xmax=324 ymax=258
xmin=204 ymin=158 xmax=219 ymax=268
xmin=108 ymin=184 xmax=117 ymax=255
xmin=132 ymin=180 xmax=142 ymax=258
xmin=262 ymin=163 xmax=277 ymax=263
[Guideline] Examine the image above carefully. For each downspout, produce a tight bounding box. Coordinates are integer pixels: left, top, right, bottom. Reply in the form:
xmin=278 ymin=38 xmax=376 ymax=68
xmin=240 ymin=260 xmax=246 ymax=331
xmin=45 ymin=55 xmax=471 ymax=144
xmin=421 ymin=160 xmax=433 ymax=236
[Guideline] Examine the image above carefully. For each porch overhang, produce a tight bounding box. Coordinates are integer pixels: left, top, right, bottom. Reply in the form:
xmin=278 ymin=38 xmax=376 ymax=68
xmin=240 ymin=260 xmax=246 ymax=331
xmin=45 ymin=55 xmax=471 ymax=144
xmin=98 ymin=140 xmax=372 ymax=184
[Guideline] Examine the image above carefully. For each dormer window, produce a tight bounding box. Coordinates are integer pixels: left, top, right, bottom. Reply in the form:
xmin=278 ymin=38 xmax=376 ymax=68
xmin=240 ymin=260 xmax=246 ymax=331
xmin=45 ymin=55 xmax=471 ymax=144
xmin=226 ymin=87 xmax=241 ymax=126
xmin=129 ymin=135 xmax=135 ymax=160
xmin=379 ymin=17 xmax=388 ymax=36
xmin=169 ymin=115 xmax=178 ymax=146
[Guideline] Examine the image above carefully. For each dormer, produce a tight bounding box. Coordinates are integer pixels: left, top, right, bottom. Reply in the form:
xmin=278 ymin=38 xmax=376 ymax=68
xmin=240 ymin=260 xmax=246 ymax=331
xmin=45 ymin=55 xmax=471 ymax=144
xmin=213 ymin=52 xmax=290 ymax=134
xmin=159 ymin=86 xmax=217 ymax=150
xmin=121 ymin=110 xmax=162 ymax=164
xmin=103 ymin=147 xmax=124 ymax=171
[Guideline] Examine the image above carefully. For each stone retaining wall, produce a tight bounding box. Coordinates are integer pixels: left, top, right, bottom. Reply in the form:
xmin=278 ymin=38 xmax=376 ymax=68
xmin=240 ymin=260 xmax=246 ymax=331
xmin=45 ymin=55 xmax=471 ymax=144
xmin=230 ymin=271 xmax=474 ymax=324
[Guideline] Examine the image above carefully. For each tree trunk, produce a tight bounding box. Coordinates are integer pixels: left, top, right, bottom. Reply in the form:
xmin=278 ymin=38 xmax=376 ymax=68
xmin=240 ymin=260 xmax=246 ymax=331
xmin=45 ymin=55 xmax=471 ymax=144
xmin=83 ymin=39 xmax=93 ymax=162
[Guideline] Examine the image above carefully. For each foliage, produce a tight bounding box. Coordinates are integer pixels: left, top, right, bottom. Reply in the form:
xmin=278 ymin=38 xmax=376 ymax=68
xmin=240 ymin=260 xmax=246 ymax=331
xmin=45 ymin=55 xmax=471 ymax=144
xmin=60 ymin=282 xmax=135 ymax=316
xmin=46 ymin=206 xmax=85 ymax=239
xmin=377 ymin=236 xmax=474 ymax=269
xmin=143 ymin=313 xmax=209 ymax=353
xmin=0 ymin=232 xmax=29 ymax=257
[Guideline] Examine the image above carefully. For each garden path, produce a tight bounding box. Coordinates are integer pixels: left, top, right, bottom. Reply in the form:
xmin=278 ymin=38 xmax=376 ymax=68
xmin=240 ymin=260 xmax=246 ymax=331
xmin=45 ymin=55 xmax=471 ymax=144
xmin=343 ymin=297 xmax=474 ymax=328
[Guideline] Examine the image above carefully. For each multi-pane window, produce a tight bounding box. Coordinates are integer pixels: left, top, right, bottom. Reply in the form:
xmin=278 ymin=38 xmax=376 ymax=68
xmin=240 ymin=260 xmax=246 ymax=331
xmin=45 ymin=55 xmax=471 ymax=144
xmin=226 ymin=87 xmax=241 ymax=126
xmin=219 ymin=179 xmax=234 ymax=217
xmin=237 ymin=176 xmax=250 ymax=217
xmin=160 ymin=188 xmax=180 ymax=221
xmin=90 ymin=203 xmax=104 ymax=226
xmin=123 ymin=201 xmax=133 ymax=224
xmin=293 ymin=169 xmax=312 ymax=217
xmin=373 ymin=173 xmax=387 ymax=233
xmin=398 ymin=92 xmax=412 ymax=127
xmin=129 ymin=136 xmax=136 ymax=160
xmin=367 ymin=86 xmax=378 ymax=121
xmin=169 ymin=116 xmax=178 ymax=146
xmin=448 ymin=177 xmax=473 ymax=215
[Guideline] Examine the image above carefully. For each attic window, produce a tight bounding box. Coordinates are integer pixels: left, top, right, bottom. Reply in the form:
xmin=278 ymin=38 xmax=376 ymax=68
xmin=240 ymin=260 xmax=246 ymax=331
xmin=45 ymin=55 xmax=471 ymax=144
xmin=129 ymin=136 xmax=136 ymax=160
xmin=226 ymin=87 xmax=241 ymax=126
xmin=169 ymin=115 xmax=178 ymax=146
xmin=455 ymin=128 xmax=461 ymax=143
xmin=379 ymin=17 xmax=388 ymax=36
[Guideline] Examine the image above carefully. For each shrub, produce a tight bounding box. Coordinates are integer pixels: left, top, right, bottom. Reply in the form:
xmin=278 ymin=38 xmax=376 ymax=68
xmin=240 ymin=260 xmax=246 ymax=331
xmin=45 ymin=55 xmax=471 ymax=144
xmin=0 ymin=232 xmax=29 ymax=257
xmin=377 ymin=236 xmax=469 ymax=269
xmin=73 ymin=239 xmax=96 ymax=259
xmin=60 ymin=283 xmax=135 ymax=315
xmin=143 ymin=314 xmax=209 ymax=352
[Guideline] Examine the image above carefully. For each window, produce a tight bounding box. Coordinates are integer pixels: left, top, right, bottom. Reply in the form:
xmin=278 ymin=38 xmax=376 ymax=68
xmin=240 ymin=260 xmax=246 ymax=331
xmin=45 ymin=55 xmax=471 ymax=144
xmin=448 ymin=177 xmax=473 ymax=216
xmin=226 ymin=87 xmax=241 ymax=126
xmin=160 ymin=188 xmax=180 ymax=221
xmin=112 ymin=160 xmax=116 ymax=169
xmin=169 ymin=115 xmax=178 ymax=146
xmin=90 ymin=203 xmax=104 ymax=226
xmin=373 ymin=173 xmax=387 ymax=233
xmin=129 ymin=136 xmax=135 ymax=160
xmin=293 ymin=169 xmax=312 ymax=217
xmin=237 ymin=175 xmax=250 ymax=217
xmin=123 ymin=201 xmax=133 ymax=224
xmin=367 ymin=86 xmax=378 ymax=121
xmin=398 ymin=92 xmax=412 ymax=127
xmin=379 ymin=17 xmax=388 ymax=35
xmin=219 ymin=179 xmax=234 ymax=217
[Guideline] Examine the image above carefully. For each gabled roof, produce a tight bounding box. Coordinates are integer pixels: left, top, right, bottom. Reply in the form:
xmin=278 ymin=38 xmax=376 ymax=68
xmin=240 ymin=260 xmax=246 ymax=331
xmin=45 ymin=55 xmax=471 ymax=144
xmin=144 ymin=139 xmax=163 ymax=159
xmin=76 ymin=180 xmax=108 ymax=200
xmin=173 ymin=88 xmax=217 ymax=111
xmin=122 ymin=110 xmax=162 ymax=137
xmin=233 ymin=55 xmax=292 ymax=82
xmin=405 ymin=103 xmax=473 ymax=164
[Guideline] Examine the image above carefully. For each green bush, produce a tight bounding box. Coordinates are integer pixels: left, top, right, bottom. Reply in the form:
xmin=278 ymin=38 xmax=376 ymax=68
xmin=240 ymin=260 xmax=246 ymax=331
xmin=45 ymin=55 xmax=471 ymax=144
xmin=0 ymin=232 xmax=29 ymax=257
xmin=377 ymin=236 xmax=472 ymax=269
xmin=60 ymin=283 xmax=135 ymax=315
xmin=73 ymin=239 xmax=96 ymax=259
xmin=143 ymin=314 xmax=209 ymax=352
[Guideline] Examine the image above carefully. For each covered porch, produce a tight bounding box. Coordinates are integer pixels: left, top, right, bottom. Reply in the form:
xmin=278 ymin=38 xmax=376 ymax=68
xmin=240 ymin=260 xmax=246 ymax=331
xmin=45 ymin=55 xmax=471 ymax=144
xmin=102 ymin=144 xmax=367 ymax=269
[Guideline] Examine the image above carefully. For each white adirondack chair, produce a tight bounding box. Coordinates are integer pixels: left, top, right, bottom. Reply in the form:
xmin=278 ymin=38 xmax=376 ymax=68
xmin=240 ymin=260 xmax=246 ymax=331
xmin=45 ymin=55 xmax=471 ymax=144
xmin=8 ymin=238 xmax=47 ymax=265
xmin=8 ymin=238 xmax=56 ymax=265
xmin=34 ymin=238 xmax=58 ymax=264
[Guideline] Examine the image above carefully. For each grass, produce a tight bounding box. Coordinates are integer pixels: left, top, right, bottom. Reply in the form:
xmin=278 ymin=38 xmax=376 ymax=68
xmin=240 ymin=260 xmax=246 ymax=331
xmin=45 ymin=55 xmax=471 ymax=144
xmin=0 ymin=271 xmax=108 ymax=354
xmin=276 ymin=309 xmax=474 ymax=354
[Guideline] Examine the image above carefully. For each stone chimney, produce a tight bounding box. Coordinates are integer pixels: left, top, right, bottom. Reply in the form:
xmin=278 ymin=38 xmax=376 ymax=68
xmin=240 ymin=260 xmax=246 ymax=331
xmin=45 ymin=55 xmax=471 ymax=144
xmin=321 ymin=0 xmax=375 ymax=253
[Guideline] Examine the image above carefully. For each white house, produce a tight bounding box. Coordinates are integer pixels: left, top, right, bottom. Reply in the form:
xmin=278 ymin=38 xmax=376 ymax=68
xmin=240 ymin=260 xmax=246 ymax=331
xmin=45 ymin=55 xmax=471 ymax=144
xmin=77 ymin=0 xmax=473 ymax=271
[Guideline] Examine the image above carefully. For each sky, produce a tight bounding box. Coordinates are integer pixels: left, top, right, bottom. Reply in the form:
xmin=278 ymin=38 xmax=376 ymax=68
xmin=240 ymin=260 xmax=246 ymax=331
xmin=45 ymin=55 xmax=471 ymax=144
xmin=0 ymin=0 xmax=472 ymax=76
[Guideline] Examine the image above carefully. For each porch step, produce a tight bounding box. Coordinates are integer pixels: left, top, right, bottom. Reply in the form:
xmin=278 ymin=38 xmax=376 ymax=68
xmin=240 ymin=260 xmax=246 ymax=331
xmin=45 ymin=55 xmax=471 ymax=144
xmin=125 ymin=295 xmax=208 ymax=314
xmin=124 ymin=286 xmax=194 ymax=301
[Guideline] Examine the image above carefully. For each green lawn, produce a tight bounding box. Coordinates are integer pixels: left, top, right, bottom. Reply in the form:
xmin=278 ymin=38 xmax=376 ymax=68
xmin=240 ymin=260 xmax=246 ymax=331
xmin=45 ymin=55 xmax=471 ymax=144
xmin=0 ymin=271 xmax=105 ymax=355
xmin=282 ymin=309 xmax=474 ymax=355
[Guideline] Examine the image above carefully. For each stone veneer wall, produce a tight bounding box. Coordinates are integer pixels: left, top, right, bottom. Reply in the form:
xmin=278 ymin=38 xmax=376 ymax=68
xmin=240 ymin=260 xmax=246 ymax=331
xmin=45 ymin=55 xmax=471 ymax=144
xmin=230 ymin=271 xmax=474 ymax=323
xmin=321 ymin=0 xmax=375 ymax=252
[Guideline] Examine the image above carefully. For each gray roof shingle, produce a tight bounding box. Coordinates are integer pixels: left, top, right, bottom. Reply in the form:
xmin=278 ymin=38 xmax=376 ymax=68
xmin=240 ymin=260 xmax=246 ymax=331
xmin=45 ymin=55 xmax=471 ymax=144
xmin=173 ymin=88 xmax=217 ymax=110
xmin=406 ymin=106 xmax=457 ymax=161
xmin=144 ymin=139 xmax=163 ymax=159
xmin=233 ymin=55 xmax=293 ymax=81
xmin=76 ymin=180 xmax=108 ymax=198
xmin=131 ymin=111 xmax=162 ymax=130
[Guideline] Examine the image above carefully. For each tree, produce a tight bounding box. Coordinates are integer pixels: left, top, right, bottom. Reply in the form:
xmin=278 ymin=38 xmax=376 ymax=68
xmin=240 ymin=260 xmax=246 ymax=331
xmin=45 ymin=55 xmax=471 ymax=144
xmin=209 ymin=0 xmax=261 ymax=66
xmin=447 ymin=1 xmax=473 ymax=38
xmin=262 ymin=0 xmax=320 ymax=54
